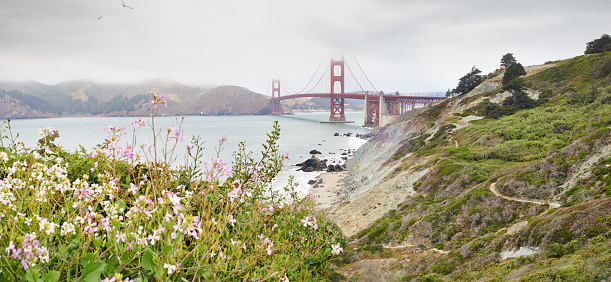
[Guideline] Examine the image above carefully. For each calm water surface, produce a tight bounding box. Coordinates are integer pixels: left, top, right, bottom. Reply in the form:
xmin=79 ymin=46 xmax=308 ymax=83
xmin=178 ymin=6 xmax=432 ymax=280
xmin=8 ymin=112 xmax=368 ymax=195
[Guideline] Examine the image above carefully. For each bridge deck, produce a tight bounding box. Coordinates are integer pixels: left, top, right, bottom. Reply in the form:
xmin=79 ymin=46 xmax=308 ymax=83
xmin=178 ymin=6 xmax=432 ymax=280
xmin=270 ymin=93 xmax=444 ymax=102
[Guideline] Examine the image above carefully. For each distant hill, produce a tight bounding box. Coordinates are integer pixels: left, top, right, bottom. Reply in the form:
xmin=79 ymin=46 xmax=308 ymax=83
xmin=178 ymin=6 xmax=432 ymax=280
xmin=182 ymin=86 xmax=271 ymax=115
xmin=0 ymin=89 xmax=58 ymax=119
xmin=0 ymin=80 xmax=272 ymax=118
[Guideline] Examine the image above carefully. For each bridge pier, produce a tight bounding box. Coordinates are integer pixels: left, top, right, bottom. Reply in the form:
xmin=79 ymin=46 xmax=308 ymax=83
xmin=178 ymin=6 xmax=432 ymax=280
xmin=378 ymin=92 xmax=403 ymax=127
xmin=364 ymin=92 xmax=379 ymax=127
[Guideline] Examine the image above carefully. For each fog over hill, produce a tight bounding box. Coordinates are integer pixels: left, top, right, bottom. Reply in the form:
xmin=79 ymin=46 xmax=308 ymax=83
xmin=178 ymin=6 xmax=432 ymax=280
xmin=0 ymin=80 xmax=272 ymax=118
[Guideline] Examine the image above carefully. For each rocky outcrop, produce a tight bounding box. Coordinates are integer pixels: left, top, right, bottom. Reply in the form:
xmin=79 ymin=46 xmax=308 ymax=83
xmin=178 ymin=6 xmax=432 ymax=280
xmin=295 ymin=155 xmax=327 ymax=172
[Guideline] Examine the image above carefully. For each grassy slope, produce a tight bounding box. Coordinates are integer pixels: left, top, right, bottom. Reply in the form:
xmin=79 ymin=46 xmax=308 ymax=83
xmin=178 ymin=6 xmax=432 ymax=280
xmin=336 ymin=53 xmax=611 ymax=281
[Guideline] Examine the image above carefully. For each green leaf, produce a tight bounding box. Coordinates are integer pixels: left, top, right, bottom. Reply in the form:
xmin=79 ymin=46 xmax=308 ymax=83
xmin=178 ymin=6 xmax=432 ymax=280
xmin=43 ymin=271 xmax=60 ymax=282
xmin=198 ymin=265 xmax=213 ymax=278
xmin=117 ymin=199 xmax=127 ymax=210
xmin=107 ymin=255 xmax=121 ymax=275
xmin=163 ymin=246 xmax=173 ymax=255
xmin=68 ymin=238 xmax=80 ymax=251
xmin=24 ymin=267 xmax=40 ymax=282
xmin=142 ymin=248 xmax=155 ymax=271
xmin=81 ymin=261 xmax=106 ymax=282
xmin=93 ymin=238 xmax=101 ymax=248
xmin=80 ymin=252 xmax=96 ymax=267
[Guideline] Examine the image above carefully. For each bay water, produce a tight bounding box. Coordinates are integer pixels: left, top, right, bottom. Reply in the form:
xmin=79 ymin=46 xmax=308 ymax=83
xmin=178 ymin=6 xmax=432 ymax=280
xmin=6 ymin=112 xmax=368 ymax=196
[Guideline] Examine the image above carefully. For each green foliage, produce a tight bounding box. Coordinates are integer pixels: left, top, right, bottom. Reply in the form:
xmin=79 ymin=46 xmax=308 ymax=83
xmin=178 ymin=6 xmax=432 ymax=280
xmin=423 ymin=99 xmax=450 ymax=121
xmin=547 ymin=240 xmax=578 ymax=258
xmin=449 ymin=66 xmax=483 ymax=96
xmin=0 ymin=107 xmax=343 ymax=280
xmin=502 ymin=63 xmax=527 ymax=89
xmin=417 ymin=273 xmax=444 ymax=282
xmin=585 ymin=34 xmax=611 ymax=54
xmin=527 ymin=52 xmax=611 ymax=98
xmin=500 ymin=53 xmax=517 ymax=69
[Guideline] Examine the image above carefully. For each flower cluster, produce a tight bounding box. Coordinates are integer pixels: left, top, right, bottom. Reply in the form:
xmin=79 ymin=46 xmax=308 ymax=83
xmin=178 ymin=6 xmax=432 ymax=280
xmin=331 ymin=243 xmax=343 ymax=255
xmin=132 ymin=117 xmax=145 ymax=130
xmin=5 ymin=233 xmax=49 ymax=270
xmin=301 ymin=214 xmax=319 ymax=230
xmin=151 ymin=93 xmax=168 ymax=109
xmin=0 ymin=118 xmax=342 ymax=280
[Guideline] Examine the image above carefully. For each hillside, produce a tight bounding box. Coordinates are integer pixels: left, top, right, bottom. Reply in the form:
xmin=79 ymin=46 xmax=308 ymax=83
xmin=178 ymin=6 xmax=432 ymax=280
xmin=328 ymin=53 xmax=611 ymax=281
xmin=0 ymin=80 xmax=272 ymax=118
xmin=182 ymin=85 xmax=271 ymax=115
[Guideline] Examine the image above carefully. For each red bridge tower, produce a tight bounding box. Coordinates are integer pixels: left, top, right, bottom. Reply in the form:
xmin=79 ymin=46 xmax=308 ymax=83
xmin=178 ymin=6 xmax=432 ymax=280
xmin=329 ymin=58 xmax=346 ymax=122
xmin=271 ymin=79 xmax=281 ymax=115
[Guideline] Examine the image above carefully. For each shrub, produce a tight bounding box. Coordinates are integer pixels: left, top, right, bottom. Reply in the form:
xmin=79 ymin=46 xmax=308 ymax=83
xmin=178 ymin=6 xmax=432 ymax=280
xmin=0 ymin=94 xmax=344 ymax=281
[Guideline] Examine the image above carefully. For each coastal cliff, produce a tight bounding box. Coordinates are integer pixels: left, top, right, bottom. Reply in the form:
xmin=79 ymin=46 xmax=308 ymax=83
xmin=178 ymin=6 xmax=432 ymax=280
xmin=329 ymin=53 xmax=611 ymax=281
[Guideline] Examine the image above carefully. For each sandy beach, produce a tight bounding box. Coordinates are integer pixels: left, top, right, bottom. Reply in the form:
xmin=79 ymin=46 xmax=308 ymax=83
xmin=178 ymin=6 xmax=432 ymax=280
xmin=308 ymin=170 xmax=349 ymax=210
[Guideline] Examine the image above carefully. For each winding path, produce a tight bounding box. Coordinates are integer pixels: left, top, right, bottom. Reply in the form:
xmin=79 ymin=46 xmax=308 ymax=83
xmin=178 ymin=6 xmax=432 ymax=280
xmin=489 ymin=183 xmax=561 ymax=208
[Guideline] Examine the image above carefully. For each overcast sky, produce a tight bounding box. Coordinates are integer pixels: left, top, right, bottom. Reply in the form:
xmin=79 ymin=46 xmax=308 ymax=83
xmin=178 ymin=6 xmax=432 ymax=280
xmin=0 ymin=0 xmax=610 ymax=95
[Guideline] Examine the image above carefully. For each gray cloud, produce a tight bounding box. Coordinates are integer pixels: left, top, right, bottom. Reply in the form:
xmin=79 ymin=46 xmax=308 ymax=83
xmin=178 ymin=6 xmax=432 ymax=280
xmin=0 ymin=0 xmax=610 ymax=94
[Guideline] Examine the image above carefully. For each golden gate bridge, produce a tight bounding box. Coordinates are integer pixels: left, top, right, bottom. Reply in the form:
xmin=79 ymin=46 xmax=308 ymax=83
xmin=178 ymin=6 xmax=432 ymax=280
xmin=269 ymin=57 xmax=445 ymax=126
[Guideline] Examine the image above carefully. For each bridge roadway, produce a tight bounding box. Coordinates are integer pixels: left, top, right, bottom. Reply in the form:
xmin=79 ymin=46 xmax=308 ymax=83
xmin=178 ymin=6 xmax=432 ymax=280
xmin=270 ymin=92 xmax=445 ymax=126
xmin=269 ymin=93 xmax=442 ymax=103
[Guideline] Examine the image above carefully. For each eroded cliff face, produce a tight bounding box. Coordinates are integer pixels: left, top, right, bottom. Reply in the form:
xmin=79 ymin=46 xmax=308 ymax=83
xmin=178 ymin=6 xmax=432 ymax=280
xmin=328 ymin=119 xmax=429 ymax=237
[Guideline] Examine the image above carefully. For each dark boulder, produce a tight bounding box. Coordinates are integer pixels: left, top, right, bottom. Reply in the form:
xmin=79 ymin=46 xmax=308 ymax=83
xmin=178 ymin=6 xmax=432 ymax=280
xmin=297 ymin=155 xmax=322 ymax=172
xmin=309 ymin=149 xmax=322 ymax=154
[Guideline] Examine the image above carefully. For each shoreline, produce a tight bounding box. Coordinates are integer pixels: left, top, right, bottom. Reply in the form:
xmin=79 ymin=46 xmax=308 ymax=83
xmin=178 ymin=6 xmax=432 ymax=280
xmin=308 ymin=170 xmax=350 ymax=210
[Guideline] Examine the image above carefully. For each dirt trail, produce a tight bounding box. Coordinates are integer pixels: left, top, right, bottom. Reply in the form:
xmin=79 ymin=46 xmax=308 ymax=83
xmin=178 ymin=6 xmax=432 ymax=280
xmin=489 ymin=183 xmax=561 ymax=208
xmin=382 ymin=243 xmax=449 ymax=254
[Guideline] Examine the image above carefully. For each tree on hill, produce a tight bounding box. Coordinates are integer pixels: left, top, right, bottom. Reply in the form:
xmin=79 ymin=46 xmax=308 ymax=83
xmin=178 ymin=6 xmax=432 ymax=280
xmin=502 ymin=62 xmax=527 ymax=91
xmin=500 ymin=53 xmax=517 ymax=69
xmin=449 ymin=66 xmax=483 ymax=96
xmin=585 ymin=34 xmax=611 ymax=54
xmin=445 ymin=88 xmax=453 ymax=98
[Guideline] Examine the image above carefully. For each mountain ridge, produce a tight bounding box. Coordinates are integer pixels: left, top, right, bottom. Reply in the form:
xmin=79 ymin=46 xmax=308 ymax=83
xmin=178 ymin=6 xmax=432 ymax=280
xmin=0 ymin=80 xmax=272 ymax=118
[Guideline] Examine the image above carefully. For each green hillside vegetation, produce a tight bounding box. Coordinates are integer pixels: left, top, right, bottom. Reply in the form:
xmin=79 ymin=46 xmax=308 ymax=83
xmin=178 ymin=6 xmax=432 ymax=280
xmin=342 ymin=51 xmax=611 ymax=281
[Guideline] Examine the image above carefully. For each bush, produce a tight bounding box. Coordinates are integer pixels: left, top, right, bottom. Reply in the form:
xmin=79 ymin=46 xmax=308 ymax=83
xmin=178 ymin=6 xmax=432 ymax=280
xmin=0 ymin=94 xmax=344 ymax=281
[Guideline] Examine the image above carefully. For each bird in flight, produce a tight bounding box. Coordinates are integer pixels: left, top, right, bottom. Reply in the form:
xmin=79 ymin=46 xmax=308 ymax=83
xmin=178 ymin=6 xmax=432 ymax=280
xmin=122 ymin=0 xmax=133 ymax=9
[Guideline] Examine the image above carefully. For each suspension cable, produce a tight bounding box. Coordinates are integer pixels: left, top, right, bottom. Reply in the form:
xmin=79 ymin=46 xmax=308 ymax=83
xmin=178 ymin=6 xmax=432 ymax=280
xmin=296 ymin=63 xmax=322 ymax=94
xmin=353 ymin=55 xmax=379 ymax=93
xmin=283 ymin=81 xmax=299 ymax=95
xmin=345 ymin=62 xmax=366 ymax=93
xmin=305 ymin=66 xmax=329 ymax=94
xmin=281 ymin=84 xmax=296 ymax=95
